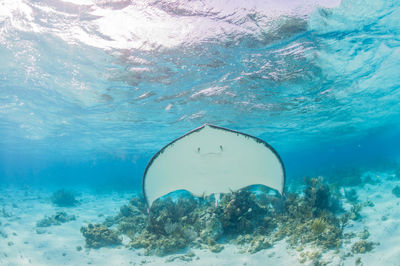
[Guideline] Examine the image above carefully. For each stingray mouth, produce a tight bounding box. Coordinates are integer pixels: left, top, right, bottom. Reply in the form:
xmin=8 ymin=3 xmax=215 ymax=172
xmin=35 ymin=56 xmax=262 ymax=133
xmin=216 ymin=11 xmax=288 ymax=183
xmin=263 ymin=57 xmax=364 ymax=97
xmin=196 ymin=145 xmax=224 ymax=155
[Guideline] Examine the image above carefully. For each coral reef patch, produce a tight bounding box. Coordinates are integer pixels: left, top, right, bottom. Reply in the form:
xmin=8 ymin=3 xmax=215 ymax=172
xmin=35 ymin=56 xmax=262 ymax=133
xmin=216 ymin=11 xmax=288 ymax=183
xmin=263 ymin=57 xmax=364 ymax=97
xmin=51 ymin=189 xmax=78 ymax=207
xmin=80 ymin=223 xmax=122 ymax=248
xmin=81 ymin=177 xmax=378 ymax=259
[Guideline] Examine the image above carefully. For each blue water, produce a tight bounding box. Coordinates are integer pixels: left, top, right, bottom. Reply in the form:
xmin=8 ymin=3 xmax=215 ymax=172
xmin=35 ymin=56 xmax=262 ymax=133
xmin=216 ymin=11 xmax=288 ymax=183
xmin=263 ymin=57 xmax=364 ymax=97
xmin=0 ymin=0 xmax=400 ymax=187
xmin=1 ymin=1 xmax=400 ymax=265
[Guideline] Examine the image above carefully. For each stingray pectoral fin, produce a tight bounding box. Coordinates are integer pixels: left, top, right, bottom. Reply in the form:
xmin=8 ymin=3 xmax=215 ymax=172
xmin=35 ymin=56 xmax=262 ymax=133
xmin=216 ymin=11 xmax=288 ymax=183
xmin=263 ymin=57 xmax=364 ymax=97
xmin=142 ymin=124 xmax=285 ymax=207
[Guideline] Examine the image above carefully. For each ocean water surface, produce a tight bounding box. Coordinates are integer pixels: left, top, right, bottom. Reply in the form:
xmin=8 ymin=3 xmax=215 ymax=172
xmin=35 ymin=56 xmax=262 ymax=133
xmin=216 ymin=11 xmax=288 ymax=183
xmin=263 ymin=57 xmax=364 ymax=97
xmin=0 ymin=0 xmax=400 ymax=265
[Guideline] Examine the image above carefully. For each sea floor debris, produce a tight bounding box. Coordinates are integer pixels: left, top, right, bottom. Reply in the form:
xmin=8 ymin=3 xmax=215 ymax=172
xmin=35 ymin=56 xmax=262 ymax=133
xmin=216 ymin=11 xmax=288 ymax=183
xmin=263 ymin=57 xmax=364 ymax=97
xmin=80 ymin=176 xmax=378 ymax=260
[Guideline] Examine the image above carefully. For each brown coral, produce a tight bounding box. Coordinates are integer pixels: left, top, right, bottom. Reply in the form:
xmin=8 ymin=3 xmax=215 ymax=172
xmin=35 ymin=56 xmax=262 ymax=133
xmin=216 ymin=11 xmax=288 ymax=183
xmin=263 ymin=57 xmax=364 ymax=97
xmin=80 ymin=223 xmax=121 ymax=248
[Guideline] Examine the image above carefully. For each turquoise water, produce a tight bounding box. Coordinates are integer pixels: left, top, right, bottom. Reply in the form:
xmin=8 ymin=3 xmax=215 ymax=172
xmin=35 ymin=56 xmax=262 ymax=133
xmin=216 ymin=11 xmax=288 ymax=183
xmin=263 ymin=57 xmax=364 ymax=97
xmin=1 ymin=0 xmax=400 ymax=187
xmin=0 ymin=0 xmax=400 ymax=264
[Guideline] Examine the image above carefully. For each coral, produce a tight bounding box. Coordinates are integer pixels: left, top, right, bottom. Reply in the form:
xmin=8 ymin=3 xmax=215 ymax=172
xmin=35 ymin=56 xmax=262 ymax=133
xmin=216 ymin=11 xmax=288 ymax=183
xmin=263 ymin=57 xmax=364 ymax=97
xmin=146 ymin=197 xmax=198 ymax=235
xmin=304 ymin=177 xmax=339 ymax=216
xmin=128 ymin=196 xmax=148 ymax=214
xmin=88 ymin=176 xmax=359 ymax=257
xmin=129 ymin=196 xmax=200 ymax=256
xmin=126 ymin=179 xmax=346 ymax=255
xmin=392 ymin=185 xmax=400 ymax=198
xmin=164 ymin=221 xmax=180 ymax=235
xmin=182 ymin=226 xmax=198 ymax=242
xmin=111 ymin=196 xmax=147 ymax=239
xmin=216 ymin=190 xmax=269 ymax=235
xmin=117 ymin=216 xmax=146 ymax=239
xmin=351 ymin=240 xmax=376 ymax=254
xmin=312 ymin=218 xmax=327 ymax=235
xmin=209 ymin=243 xmax=224 ymax=253
xmin=274 ymin=177 xmax=344 ymax=249
xmin=102 ymin=216 xmax=115 ymax=227
xmin=36 ymin=211 xmax=76 ymax=227
xmin=233 ymin=234 xmax=253 ymax=245
xmin=298 ymin=250 xmax=323 ymax=264
xmin=207 ymin=238 xmax=224 ymax=253
xmin=80 ymin=223 xmax=121 ymax=248
xmin=349 ymin=203 xmax=363 ymax=221
xmin=51 ymin=189 xmax=78 ymax=207
xmin=130 ymin=230 xmax=189 ymax=256
xmin=198 ymin=211 xmax=223 ymax=242
xmin=359 ymin=228 xmax=370 ymax=240
xmin=344 ymin=189 xmax=358 ymax=203
xmin=248 ymin=235 xmax=272 ymax=253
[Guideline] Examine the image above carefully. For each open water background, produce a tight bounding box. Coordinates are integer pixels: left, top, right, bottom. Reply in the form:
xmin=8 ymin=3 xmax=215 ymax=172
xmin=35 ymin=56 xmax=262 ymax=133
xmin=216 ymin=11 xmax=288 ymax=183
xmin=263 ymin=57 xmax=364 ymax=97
xmin=0 ymin=0 xmax=399 ymax=189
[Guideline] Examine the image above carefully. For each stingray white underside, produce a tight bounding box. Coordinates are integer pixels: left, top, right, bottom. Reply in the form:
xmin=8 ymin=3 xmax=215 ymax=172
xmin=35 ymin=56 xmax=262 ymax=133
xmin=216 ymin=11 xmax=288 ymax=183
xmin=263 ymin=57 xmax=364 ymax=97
xmin=143 ymin=124 xmax=285 ymax=206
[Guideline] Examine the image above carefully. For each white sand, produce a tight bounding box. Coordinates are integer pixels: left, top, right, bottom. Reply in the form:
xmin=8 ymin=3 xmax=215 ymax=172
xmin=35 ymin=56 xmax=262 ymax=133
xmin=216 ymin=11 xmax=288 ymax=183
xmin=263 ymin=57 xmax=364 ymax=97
xmin=0 ymin=171 xmax=399 ymax=266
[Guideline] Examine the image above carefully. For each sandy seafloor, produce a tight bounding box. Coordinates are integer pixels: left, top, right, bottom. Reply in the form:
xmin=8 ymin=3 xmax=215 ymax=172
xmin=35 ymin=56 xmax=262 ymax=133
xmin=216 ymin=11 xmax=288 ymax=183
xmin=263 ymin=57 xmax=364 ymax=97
xmin=1 ymin=171 xmax=400 ymax=266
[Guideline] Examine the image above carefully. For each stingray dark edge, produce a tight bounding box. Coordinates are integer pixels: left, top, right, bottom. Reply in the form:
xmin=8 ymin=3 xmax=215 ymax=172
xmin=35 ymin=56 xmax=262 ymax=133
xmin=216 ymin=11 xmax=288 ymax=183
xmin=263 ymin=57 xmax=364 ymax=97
xmin=142 ymin=123 xmax=286 ymax=207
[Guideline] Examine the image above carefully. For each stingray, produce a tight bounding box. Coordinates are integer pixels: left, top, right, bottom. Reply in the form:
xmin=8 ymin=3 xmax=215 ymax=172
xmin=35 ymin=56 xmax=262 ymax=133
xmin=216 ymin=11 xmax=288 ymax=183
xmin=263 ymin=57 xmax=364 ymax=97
xmin=142 ymin=124 xmax=285 ymax=207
